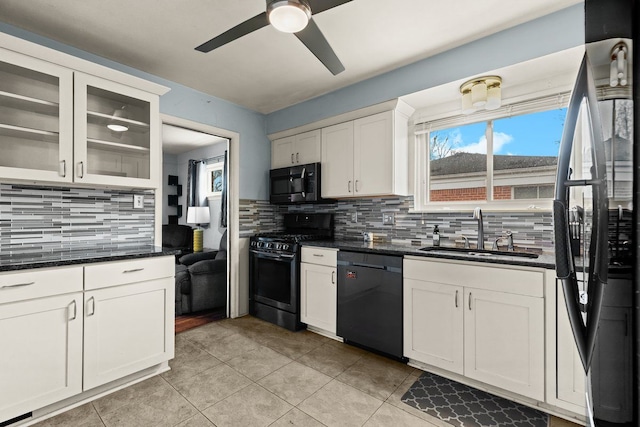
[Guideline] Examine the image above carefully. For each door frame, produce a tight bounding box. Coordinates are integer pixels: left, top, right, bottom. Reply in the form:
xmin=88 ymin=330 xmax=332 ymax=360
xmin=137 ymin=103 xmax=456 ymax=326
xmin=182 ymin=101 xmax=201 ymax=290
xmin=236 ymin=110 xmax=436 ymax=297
xmin=158 ymin=114 xmax=241 ymax=318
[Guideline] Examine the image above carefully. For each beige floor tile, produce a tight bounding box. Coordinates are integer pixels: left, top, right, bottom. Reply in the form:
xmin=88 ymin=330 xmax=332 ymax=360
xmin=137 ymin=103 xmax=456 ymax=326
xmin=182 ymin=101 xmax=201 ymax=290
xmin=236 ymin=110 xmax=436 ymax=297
xmin=33 ymin=403 xmax=104 ymax=427
xmin=201 ymin=332 xmax=261 ymax=361
xmin=258 ymin=361 xmax=332 ymax=406
xmin=172 ymin=363 xmax=252 ymax=410
xmin=100 ymin=381 xmax=197 ymax=427
xmin=180 ymin=321 xmax=236 ymax=349
xmin=298 ymin=380 xmax=383 ymax=427
xmin=93 ymin=375 xmax=167 ymax=416
xmin=298 ymin=341 xmax=364 ymax=377
xmin=174 ymin=413 xmax=216 ymax=427
xmin=269 ymin=408 xmax=326 ymax=427
xmin=226 ymin=344 xmax=292 ymax=381
xmin=549 ymin=416 xmax=583 ymax=427
xmin=162 ymin=339 xmax=222 ymax=384
xmin=336 ymin=353 xmax=413 ymax=401
xmin=201 ymin=383 xmax=292 ymax=427
xmin=364 ymin=402 xmax=438 ymax=427
xmin=261 ymin=332 xmax=327 ymax=360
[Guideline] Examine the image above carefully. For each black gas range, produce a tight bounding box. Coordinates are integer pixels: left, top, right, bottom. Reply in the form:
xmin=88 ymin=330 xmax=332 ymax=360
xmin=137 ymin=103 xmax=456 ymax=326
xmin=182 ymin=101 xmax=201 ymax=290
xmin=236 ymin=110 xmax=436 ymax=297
xmin=249 ymin=213 xmax=333 ymax=331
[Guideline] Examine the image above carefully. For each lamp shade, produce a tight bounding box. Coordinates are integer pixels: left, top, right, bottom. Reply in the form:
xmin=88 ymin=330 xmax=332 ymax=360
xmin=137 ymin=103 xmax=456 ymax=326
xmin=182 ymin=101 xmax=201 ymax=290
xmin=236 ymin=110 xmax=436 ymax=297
xmin=107 ymin=106 xmax=129 ymax=132
xmin=187 ymin=206 xmax=210 ymax=225
xmin=485 ymin=84 xmax=501 ymax=110
xmin=471 ymin=81 xmax=487 ymax=107
xmin=268 ymin=0 xmax=311 ymax=33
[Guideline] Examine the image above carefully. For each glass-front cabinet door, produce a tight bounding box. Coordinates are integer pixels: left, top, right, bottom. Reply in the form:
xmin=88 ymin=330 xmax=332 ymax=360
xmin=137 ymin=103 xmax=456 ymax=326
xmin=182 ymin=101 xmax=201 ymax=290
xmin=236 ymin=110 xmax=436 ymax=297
xmin=74 ymin=72 xmax=159 ymax=187
xmin=0 ymin=48 xmax=73 ymax=182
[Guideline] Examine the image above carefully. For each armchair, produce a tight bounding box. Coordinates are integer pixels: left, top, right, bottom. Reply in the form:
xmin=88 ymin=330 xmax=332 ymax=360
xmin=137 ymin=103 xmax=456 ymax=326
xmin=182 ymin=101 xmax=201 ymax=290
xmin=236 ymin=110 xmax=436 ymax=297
xmin=162 ymin=224 xmax=193 ymax=261
xmin=175 ymin=230 xmax=227 ymax=315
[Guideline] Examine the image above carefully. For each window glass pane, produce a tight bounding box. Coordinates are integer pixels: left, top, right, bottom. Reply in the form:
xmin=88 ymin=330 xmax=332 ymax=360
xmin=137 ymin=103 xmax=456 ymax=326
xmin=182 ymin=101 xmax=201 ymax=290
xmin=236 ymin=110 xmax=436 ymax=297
xmin=429 ymin=122 xmax=487 ymax=202
xmin=492 ymin=108 xmax=565 ymax=200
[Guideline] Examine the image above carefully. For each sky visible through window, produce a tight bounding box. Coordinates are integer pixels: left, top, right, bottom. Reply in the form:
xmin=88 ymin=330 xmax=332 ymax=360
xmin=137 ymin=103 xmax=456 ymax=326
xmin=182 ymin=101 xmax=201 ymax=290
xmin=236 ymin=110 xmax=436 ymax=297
xmin=431 ymin=108 xmax=567 ymax=158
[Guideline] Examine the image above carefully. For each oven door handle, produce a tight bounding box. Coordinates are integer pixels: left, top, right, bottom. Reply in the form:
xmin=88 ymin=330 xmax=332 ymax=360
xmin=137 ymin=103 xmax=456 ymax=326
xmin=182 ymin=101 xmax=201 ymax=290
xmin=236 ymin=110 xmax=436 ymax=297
xmin=250 ymin=249 xmax=295 ymax=260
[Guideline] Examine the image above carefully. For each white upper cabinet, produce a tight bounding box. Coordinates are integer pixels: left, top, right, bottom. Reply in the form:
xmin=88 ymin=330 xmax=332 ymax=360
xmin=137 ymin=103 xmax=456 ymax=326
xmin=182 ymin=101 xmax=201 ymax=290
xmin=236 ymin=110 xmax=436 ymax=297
xmin=0 ymin=47 xmax=73 ymax=183
xmin=0 ymin=35 xmax=167 ymax=189
xmin=322 ymin=109 xmax=410 ymax=198
xmin=74 ymin=73 xmax=159 ymax=188
xmin=321 ymin=121 xmax=354 ymax=197
xmin=271 ymin=129 xmax=321 ymax=169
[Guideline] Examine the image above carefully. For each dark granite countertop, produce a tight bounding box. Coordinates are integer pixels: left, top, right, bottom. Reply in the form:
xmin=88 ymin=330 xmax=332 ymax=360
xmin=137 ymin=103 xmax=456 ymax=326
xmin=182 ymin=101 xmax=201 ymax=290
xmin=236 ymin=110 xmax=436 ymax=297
xmin=0 ymin=246 xmax=178 ymax=272
xmin=302 ymin=240 xmax=556 ymax=269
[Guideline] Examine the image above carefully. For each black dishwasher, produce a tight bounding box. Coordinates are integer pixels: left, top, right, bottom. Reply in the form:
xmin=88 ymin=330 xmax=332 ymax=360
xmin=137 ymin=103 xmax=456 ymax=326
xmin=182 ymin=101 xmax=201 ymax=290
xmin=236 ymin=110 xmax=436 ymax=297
xmin=337 ymin=251 xmax=404 ymax=360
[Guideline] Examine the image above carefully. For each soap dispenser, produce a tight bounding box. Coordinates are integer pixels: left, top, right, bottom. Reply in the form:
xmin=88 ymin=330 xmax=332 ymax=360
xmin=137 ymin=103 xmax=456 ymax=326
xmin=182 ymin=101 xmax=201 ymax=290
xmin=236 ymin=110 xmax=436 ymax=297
xmin=433 ymin=225 xmax=440 ymax=247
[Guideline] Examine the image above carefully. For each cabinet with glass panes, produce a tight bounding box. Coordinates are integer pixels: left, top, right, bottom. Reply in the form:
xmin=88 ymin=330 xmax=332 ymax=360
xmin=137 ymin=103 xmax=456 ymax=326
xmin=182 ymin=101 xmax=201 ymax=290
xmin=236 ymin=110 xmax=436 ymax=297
xmin=0 ymin=47 xmax=164 ymax=188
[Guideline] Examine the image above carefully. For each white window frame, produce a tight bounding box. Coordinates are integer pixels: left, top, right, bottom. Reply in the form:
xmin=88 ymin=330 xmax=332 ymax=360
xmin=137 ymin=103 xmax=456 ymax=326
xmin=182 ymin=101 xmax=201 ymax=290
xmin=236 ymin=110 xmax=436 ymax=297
xmin=413 ymin=93 xmax=570 ymax=212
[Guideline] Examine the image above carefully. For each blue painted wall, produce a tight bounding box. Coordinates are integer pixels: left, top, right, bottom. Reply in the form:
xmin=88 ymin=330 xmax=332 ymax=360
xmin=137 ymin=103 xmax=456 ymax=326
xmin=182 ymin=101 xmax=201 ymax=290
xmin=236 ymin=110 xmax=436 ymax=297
xmin=0 ymin=22 xmax=271 ymax=200
xmin=265 ymin=4 xmax=584 ymax=134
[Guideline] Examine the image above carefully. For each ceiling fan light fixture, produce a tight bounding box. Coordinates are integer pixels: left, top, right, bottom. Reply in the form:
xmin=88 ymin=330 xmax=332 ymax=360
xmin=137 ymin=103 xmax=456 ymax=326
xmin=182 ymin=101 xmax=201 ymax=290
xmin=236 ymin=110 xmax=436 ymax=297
xmin=268 ymin=0 xmax=311 ymax=33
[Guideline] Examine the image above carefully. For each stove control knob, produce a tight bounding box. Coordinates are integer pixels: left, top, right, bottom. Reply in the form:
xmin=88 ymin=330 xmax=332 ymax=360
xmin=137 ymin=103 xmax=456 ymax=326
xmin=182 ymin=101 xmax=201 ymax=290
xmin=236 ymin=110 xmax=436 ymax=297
xmin=282 ymin=244 xmax=289 ymax=251
xmin=276 ymin=243 xmax=282 ymax=250
xmin=267 ymin=243 xmax=274 ymax=249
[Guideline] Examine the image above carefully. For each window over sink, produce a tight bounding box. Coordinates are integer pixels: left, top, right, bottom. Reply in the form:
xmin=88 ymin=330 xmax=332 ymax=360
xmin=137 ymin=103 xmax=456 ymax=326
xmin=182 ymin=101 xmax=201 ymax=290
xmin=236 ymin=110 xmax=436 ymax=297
xmin=414 ymin=95 xmax=568 ymax=211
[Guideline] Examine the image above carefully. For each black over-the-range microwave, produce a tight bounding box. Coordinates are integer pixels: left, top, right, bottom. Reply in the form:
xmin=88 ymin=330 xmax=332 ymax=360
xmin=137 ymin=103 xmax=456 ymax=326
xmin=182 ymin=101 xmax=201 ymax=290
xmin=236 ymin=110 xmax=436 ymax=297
xmin=269 ymin=162 xmax=327 ymax=204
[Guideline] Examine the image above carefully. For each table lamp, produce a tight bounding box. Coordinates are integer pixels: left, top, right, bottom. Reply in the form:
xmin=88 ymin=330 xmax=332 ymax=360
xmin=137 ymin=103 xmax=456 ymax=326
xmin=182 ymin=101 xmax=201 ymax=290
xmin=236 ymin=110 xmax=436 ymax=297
xmin=186 ymin=206 xmax=210 ymax=252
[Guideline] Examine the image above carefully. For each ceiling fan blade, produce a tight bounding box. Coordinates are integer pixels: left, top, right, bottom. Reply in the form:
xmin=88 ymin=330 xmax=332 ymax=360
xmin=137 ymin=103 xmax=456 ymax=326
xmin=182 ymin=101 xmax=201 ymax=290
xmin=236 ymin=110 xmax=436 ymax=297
xmin=307 ymin=0 xmax=353 ymax=15
xmin=195 ymin=12 xmax=269 ymax=53
xmin=294 ymin=17 xmax=345 ymax=75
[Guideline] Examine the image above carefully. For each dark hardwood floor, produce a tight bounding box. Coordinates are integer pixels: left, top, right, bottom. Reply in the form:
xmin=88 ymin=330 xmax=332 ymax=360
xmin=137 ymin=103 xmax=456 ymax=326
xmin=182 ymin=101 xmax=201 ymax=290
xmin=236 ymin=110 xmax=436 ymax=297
xmin=175 ymin=307 xmax=227 ymax=334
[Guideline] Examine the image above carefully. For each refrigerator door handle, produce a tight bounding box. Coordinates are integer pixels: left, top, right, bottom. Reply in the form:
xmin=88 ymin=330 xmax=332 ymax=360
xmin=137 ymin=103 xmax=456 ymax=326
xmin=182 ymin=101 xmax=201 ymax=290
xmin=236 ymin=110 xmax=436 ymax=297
xmin=553 ymin=54 xmax=608 ymax=373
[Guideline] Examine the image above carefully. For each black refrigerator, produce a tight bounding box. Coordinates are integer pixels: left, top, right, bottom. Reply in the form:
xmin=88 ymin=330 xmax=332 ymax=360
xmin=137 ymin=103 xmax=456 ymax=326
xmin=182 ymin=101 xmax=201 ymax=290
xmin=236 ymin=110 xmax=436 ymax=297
xmin=553 ymin=0 xmax=637 ymax=425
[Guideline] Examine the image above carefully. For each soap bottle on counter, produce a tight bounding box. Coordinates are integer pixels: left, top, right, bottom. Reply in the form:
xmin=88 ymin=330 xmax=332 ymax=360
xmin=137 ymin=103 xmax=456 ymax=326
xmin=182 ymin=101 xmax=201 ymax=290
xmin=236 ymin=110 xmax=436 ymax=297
xmin=433 ymin=225 xmax=440 ymax=247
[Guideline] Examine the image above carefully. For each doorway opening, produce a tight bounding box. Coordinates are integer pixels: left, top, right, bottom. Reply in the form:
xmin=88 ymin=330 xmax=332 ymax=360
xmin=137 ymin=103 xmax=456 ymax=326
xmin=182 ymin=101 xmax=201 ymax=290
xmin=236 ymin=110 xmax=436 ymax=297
xmin=161 ymin=119 xmax=235 ymax=332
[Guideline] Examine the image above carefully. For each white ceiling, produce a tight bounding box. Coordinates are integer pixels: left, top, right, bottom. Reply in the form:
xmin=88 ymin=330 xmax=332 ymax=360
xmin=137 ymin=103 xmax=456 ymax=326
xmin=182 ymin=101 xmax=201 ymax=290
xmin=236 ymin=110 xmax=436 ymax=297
xmin=0 ymin=0 xmax=581 ymax=114
xmin=162 ymin=124 xmax=227 ymax=155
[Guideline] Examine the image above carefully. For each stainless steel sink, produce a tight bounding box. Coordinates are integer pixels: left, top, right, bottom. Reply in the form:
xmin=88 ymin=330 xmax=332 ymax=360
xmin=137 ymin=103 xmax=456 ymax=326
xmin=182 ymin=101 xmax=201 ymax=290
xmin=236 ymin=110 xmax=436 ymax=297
xmin=419 ymin=246 xmax=539 ymax=259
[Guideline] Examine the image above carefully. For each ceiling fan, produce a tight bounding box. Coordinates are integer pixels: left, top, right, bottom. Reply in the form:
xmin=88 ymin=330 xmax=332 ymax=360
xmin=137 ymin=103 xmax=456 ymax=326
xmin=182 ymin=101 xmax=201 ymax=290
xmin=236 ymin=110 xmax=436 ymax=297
xmin=195 ymin=0 xmax=352 ymax=75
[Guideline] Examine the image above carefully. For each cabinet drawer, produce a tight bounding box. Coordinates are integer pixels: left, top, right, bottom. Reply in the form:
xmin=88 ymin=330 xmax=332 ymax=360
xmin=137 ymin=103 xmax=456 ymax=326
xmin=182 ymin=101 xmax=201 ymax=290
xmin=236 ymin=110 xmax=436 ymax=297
xmin=84 ymin=256 xmax=174 ymax=290
xmin=0 ymin=266 xmax=83 ymax=304
xmin=404 ymin=257 xmax=543 ymax=297
xmin=301 ymin=247 xmax=338 ymax=267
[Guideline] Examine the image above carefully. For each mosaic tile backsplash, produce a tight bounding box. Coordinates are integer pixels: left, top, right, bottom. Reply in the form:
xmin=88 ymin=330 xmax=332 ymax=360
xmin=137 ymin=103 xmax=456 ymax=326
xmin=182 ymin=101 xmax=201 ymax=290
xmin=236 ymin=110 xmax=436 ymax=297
xmin=240 ymin=196 xmax=554 ymax=252
xmin=0 ymin=184 xmax=155 ymax=257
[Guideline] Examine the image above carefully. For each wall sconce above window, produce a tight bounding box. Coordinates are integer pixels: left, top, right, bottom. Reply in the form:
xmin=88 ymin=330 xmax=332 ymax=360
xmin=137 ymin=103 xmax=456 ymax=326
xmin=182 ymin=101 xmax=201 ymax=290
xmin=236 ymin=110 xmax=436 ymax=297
xmin=107 ymin=106 xmax=129 ymax=132
xmin=460 ymin=76 xmax=502 ymax=115
xmin=610 ymin=42 xmax=628 ymax=87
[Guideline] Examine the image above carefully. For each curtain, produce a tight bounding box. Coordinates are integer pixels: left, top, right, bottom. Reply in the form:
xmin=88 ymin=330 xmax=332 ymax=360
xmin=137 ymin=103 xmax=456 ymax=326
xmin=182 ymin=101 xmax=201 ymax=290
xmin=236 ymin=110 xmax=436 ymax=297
xmin=220 ymin=150 xmax=228 ymax=228
xmin=186 ymin=159 xmax=209 ymax=225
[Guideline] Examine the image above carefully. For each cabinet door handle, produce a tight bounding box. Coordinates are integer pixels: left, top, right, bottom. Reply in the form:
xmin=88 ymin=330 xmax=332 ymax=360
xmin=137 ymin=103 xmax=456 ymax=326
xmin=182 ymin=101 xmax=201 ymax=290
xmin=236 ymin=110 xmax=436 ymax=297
xmin=455 ymin=290 xmax=458 ymax=308
xmin=355 ymin=180 xmax=359 ymax=192
xmin=78 ymin=161 xmax=84 ymax=178
xmin=468 ymin=292 xmax=472 ymax=310
xmin=348 ymin=181 xmax=352 ymax=193
xmin=123 ymin=268 xmax=144 ymax=274
xmin=87 ymin=297 xmax=95 ymax=316
xmin=312 ymin=253 xmax=324 ymax=257
xmin=331 ymin=270 xmax=335 ymax=284
xmin=296 ymin=152 xmax=299 ymax=163
xmin=1 ymin=281 xmax=35 ymax=289
xmin=291 ymin=153 xmax=294 ymax=164
xmin=59 ymin=160 xmax=66 ymax=177
xmin=68 ymin=300 xmax=77 ymax=321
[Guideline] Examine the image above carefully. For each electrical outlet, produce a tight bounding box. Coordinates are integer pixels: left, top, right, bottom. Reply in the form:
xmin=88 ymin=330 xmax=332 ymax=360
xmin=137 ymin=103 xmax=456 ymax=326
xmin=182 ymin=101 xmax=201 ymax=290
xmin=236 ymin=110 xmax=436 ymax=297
xmin=382 ymin=213 xmax=395 ymax=225
xmin=351 ymin=212 xmax=358 ymax=222
xmin=133 ymin=194 xmax=144 ymax=209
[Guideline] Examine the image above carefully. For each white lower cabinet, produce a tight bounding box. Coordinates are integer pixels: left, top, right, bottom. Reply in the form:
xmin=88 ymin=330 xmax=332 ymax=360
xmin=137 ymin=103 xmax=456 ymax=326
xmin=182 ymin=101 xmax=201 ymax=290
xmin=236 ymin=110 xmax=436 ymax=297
xmin=0 ymin=292 xmax=83 ymax=423
xmin=300 ymin=247 xmax=338 ymax=334
xmin=83 ymin=278 xmax=172 ymax=390
xmin=404 ymin=257 xmax=545 ymax=401
xmin=464 ymin=288 xmax=544 ymax=400
xmin=0 ymin=256 xmax=174 ymax=425
xmin=403 ymin=279 xmax=463 ymax=374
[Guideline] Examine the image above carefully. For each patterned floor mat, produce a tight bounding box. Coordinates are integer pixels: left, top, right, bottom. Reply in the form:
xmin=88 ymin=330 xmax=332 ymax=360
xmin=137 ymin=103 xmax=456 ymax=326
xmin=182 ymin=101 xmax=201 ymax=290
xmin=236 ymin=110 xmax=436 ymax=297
xmin=401 ymin=371 xmax=549 ymax=427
